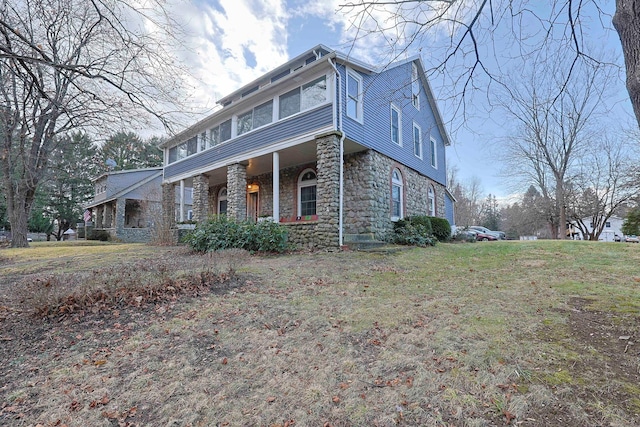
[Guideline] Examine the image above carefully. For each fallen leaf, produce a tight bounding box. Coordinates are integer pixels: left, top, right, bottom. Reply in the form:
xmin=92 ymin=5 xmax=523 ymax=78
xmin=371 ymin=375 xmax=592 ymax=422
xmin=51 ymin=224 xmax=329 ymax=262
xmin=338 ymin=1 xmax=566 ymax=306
xmin=332 ymin=395 xmax=340 ymax=403
xmin=221 ymin=357 xmax=228 ymax=365
xmin=94 ymin=360 xmax=107 ymax=366
xmin=266 ymin=396 xmax=276 ymax=403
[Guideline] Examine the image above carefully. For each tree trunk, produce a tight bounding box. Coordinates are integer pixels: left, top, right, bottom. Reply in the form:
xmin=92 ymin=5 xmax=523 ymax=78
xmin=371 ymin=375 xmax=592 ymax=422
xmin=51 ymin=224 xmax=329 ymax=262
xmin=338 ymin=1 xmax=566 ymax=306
xmin=7 ymin=192 xmax=31 ymax=248
xmin=556 ymin=181 xmax=566 ymax=240
xmin=613 ymin=0 xmax=640 ymax=127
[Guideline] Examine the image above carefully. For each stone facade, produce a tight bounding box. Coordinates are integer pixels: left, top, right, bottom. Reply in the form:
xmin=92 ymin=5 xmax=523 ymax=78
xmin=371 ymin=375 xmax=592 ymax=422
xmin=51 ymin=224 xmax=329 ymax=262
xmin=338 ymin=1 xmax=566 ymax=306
xmin=192 ymin=174 xmax=209 ymax=222
xmin=343 ymin=149 xmax=448 ymax=241
xmin=315 ymin=132 xmax=341 ymax=248
xmin=162 ymin=183 xmax=176 ymax=229
xmin=227 ymin=163 xmax=247 ymax=221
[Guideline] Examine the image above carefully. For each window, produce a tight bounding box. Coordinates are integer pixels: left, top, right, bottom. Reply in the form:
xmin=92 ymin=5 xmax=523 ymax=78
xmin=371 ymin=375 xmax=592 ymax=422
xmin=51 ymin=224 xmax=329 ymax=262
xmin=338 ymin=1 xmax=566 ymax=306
xmin=209 ymin=127 xmax=220 ymax=148
xmin=177 ymin=142 xmax=187 ymax=160
xmin=413 ymin=123 xmax=422 ymax=159
xmin=168 ymin=146 xmax=177 ymax=163
xmin=430 ymin=137 xmax=437 ymax=168
xmin=218 ymin=188 xmax=228 ymax=215
xmin=253 ymin=100 xmax=273 ymax=128
xmin=237 ymin=100 xmax=274 ymax=136
xmin=187 ymin=137 xmax=198 ymax=156
xmin=297 ymin=169 xmax=317 ymax=216
xmin=347 ymin=70 xmax=363 ymax=121
xmin=605 ymin=221 xmax=611 ymax=228
xmin=219 ymin=119 xmax=232 ymax=142
xmin=411 ymin=63 xmax=420 ymax=109
xmin=301 ymin=77 xmax=327 ymax=110
xmin=391 ymin=169 xmax=403 ymax=221
xmin=279 ymin=76 xmax=327 ymax=119
xmin=391 ymin=104 xmax=401 ymax=146
xmin=199 ymin=132 xmax=207 ymax=151
xmin=428 ymin=185 xmax=435 ymax=216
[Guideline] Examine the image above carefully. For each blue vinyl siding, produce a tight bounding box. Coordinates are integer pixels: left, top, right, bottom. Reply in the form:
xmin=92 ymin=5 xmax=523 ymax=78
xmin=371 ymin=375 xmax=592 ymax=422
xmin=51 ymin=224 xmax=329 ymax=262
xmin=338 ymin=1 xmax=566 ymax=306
xmin=338 ymin=63 xmax=447 ymax=186
xmin=445 ymin=192 xmax=454 ymax=225
xmin=165 ymin=104 xmax=332 ymax=179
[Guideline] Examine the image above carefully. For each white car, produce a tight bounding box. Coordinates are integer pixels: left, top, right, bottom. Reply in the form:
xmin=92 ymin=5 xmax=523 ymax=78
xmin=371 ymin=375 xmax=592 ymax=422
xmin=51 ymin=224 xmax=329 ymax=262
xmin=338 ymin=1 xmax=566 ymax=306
xmin=469 ymin=226 xmax=506 ymax=240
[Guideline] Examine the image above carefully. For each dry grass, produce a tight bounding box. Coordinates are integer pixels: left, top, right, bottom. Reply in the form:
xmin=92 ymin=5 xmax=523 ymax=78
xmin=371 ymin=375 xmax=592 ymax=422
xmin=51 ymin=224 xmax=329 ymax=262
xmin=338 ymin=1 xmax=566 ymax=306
xmin=1 ymin=240 xmax=639 ymax=426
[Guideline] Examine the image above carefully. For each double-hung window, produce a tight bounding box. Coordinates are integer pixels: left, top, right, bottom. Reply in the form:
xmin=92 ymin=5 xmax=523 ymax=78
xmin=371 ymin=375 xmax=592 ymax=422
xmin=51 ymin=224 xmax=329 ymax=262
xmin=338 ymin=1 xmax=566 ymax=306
xmin=428 ymin=185 xmax=436 ymax=216
xmin=391 ymin=104 xmax=401 ymax=146
xmin=347 ymin=69 xmax=363 ymax=122
xmin=430 ymin=137 xmax=437 ymax=168
xmin=413 ymin=122 xmax=422 ymax=159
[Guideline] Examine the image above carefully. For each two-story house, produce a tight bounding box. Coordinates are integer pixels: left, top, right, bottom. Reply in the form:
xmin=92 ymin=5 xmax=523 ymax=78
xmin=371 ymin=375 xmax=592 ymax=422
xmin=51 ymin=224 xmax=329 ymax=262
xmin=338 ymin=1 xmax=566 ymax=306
xmin=159 ymin=45 xmax=454 ymax=249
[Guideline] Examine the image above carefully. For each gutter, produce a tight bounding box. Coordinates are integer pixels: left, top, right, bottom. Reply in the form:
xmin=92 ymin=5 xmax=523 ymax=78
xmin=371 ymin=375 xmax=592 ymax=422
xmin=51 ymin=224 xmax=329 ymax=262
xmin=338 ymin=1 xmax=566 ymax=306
xmin=328 ymin=57 xmax=345 ymax=248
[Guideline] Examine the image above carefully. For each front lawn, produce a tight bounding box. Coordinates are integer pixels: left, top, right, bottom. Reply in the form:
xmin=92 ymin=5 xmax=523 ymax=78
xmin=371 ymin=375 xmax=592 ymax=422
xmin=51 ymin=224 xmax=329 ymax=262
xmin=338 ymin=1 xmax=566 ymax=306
xmin=1 ymin=240 xmax=639 ymax=426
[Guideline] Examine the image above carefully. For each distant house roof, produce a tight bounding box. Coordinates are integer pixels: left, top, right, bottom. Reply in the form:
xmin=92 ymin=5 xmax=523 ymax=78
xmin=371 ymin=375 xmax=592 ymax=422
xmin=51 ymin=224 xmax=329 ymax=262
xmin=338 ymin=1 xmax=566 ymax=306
xmin=85 ymin=167 xmax=163 ymax=209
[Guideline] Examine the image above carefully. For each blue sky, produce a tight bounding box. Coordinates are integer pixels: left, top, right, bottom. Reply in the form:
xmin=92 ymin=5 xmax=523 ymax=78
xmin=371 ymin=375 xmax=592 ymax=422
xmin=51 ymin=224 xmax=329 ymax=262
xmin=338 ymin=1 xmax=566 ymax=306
xmin=169 ymin=0 xmax=634 ymax=202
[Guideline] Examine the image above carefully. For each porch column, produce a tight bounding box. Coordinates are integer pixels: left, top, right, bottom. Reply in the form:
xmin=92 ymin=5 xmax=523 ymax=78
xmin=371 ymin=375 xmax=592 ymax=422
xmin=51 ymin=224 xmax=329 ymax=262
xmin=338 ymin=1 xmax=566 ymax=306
xmin=227 ymin=163 xmax=247 ymax=221
xmin=104 ymin=203 xmax=113 ymax=228
xmin=161 ymin=183 xmax=176 ymax=229
xmin=179 ymin=180 xmax=185 ymax=222
xmin=316 ymin=131 xmax=341 ymax=248
xmin=192 ymin=174 xmax=210 ymax=222
xmin=96 ymin=205 xmax=103 ymax=228
xmin=115 ymin=197 xmax=125 ymax=235
xmin=273 ymin=152 xmax=280 ymax=222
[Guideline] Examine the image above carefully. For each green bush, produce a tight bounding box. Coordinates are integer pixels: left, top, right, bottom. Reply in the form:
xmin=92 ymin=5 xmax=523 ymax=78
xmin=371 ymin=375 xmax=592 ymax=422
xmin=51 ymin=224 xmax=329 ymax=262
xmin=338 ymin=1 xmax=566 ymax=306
xmin=428 ymin=216 xmax=451 ymax=242
xmin=184 ymin=216 xmax=290 ymax=253
xmin=87 ymin=229 xmax=110 ymax=241
xmin=392 ymin=215 xmax=436 ymax=247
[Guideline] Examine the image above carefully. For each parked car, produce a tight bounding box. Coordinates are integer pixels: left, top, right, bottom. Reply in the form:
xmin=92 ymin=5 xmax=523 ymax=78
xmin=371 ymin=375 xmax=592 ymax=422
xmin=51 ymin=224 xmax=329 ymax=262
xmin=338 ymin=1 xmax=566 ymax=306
xmin=469 ymin=226 xmax=506 ymax=240
xmin=624 ymin=235 xmax=639 ymax=243
xmin=475 ymin=231 xmax=498 ymax=241
xmin=451 ymin=225 xmax=478 ymax=241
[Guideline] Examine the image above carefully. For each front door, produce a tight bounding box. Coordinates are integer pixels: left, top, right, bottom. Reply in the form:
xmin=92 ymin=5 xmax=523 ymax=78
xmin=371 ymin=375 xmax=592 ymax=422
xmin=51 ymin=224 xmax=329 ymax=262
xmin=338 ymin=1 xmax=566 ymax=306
xmin=247 ymin=189 xmax=259 ymax=222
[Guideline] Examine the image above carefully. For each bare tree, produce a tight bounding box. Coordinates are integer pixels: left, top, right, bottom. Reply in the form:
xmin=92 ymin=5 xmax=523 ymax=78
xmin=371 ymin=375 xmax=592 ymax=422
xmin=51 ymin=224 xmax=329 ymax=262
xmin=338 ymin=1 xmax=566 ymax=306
xmin=567 ymin=135 xmax=639 ymax=240
xmin=448 ymin=167 xmax=484 ymax=226
xmin=613 ymin=0 xmax=640 ymax=126
xmin=499 ymin=60 xmax=608 ymax=239
xmin=0 ymin=0 xmax=185 ymax=247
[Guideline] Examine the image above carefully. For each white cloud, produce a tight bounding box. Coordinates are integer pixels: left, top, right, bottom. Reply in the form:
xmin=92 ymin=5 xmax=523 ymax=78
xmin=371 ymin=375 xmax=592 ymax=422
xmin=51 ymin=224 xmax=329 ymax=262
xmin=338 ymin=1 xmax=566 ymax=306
xmin=164 ymin=0 xmax=290 ymax=118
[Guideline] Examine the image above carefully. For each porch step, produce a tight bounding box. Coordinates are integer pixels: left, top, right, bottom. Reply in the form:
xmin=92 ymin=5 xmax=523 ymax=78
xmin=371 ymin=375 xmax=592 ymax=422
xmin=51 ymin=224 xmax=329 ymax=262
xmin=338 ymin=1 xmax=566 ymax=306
xmin=343 ymin=233 xmax=387 ymax=251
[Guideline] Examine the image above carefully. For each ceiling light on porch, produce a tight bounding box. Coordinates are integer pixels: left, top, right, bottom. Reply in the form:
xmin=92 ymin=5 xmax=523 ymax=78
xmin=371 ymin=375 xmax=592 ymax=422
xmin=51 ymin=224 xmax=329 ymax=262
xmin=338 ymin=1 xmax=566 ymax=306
xmin=247 ymin=184 xmax=252 ymax=190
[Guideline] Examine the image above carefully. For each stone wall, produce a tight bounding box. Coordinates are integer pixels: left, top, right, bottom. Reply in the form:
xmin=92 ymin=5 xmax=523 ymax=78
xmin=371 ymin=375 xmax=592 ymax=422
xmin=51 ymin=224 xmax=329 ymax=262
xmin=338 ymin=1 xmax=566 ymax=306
xmin=343 ymin=149 xmax=448 ymax=241
xmin=315 ymin=132 xmax=341 ymax=248
xmin=282 ymin=222 xmax=318 ymax=250
xmin=227 ymin=163 xmax=247 ymax=221
xmin=192 ymin=174 xmax=209 ymax=222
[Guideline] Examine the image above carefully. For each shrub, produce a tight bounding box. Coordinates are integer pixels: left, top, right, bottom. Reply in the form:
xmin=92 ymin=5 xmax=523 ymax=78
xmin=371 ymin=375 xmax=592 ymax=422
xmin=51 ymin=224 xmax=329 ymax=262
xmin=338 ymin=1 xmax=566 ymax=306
xmin=184 ymin=216 xmax=290 ymax=253
xmin=428 ymin=216 xmax=451 ymax=242
xmin=392 ymin=215 xmax=436 ymax=247
xmin=87 ymin=229 xmax=110 ymax=241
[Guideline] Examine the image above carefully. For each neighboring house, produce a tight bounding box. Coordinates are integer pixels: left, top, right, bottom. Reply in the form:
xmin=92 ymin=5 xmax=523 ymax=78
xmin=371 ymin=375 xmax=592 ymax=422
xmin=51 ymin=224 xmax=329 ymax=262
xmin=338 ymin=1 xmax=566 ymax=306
xmin=159 ymin=45 xmax=454 ymax=248
xmin=85 ymin=167 xmax=172 ymax=242
xmin=573 ymin=216 xmax=624 ymax=242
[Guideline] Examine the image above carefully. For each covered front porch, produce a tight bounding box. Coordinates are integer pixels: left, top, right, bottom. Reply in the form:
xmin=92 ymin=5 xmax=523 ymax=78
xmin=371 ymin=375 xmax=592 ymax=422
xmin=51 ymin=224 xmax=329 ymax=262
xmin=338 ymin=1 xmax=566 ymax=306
xmin=163 ymin=131 xmax=365 ymax=249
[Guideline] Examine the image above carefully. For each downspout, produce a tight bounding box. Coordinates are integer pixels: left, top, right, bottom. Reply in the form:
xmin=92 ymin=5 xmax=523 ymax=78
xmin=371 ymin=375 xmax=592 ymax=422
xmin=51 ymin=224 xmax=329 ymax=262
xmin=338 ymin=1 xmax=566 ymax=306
xmin=328 ymin=57 xmax=345 ymax=248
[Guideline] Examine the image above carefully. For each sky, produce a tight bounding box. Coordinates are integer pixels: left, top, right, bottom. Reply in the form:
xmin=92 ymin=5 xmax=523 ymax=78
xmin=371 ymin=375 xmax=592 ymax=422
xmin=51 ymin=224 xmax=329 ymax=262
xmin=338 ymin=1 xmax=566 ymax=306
xmin=157 ymin=0 xmax=635 ymax=203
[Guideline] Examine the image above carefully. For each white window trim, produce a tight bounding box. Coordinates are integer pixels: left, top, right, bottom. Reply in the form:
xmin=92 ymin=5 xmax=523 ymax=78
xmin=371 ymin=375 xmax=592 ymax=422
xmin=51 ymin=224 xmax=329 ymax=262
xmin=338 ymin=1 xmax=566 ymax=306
xmin=391 ymin=168 xmax=404 ymax=222
xmin=430 ymin=136 xmax=438 ymax=169
xmin=297 ymin=168 xmax=317 ymax=217
xmin=413 ymin=122 xmax=422 ymax=159
xmin=346 ymin=68 xmax=364 ymax=123
xmin=390 ymin=103 xmax=402 ymax=146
